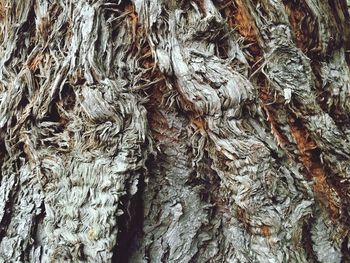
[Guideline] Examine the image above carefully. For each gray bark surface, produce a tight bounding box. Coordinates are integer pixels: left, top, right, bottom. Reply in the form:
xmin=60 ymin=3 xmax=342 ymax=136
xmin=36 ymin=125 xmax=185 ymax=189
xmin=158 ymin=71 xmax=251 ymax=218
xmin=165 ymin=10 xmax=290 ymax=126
xmin=0 ymin=0 xmax=350 ymax=262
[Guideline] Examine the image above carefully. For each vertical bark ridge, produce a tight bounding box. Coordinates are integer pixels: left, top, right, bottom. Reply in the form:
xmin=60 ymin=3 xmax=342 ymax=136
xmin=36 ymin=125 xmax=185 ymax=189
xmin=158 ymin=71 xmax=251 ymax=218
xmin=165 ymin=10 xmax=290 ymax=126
xmin=128 ymin=52 xmax=231 ymax=261
xmin=133 ymin=0 xmax=315 ymax=262
xmin=0 ymin=1 xmax=151 ymax=262
xmin=240 ymin=0 xmax=350 ymax=261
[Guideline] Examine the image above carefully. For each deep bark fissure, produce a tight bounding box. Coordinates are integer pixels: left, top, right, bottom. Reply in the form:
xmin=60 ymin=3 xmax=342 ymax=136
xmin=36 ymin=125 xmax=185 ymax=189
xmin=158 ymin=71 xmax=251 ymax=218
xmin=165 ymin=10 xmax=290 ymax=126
xmin=341 ymin=236 xmax=350 ymax=263
xmin=302 ymin=215 xmax=319 ymax=263
xmin=113 ymin=173 xmax=146 ymax=263
xmin=21 ymin=201 xmax=46 ymax=263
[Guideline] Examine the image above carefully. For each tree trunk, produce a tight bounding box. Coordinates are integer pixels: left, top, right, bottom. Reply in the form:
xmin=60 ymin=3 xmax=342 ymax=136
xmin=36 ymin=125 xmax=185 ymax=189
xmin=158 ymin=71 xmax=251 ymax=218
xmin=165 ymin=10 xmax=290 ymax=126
xmin=1 ymin=0 xmax=350 ymax=262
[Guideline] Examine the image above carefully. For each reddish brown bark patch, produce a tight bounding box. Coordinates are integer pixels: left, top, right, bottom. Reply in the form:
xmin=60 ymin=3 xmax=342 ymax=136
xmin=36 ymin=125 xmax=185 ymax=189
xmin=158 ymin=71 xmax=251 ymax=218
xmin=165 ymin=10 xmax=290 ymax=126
xmin=260 ymin=224 xmax=271 ymax=237
xmin=289 ymin=116 xmax=339 ymax=219
xmin=218 ymin=0 xmax=262 ymax=64
xmin=0 ymin=2 xmax=5 ymax=21
xmin=125 ymin=4 xmax=138 ymax=42
xmin=220 ymin=0 xmax=258 ymax=40
xmin=27 ymin=54 xmax=44 ymax=72
xmin=236 ymin=207 xmax=251 ymax=231
xmin=191 ymin=116 xmax=208 ymax=131
xmin=282 ymin=0 xmax=319 ymax=53
xmin=259 ymin=82 xmax=290 ymax=149
xmin=140 ymin=61 xmax=170 ymax=142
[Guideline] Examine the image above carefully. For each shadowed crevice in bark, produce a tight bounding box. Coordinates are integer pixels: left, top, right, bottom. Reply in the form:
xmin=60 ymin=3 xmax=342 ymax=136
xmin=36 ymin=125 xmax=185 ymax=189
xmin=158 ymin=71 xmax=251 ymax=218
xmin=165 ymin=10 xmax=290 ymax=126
xmin=341 ymin=236 xmax=350 ymax=263
xmin=21 ymin=201 xmax=46 ymax=263
xmin=327 ymin=0 xmax=350 ymax=64
xmin=302 ymin=215 xmax=319 ymax=263
xmin=112 ymin=173 xmax=146 ymax=263
xmin=288 ymin=115 xmax=340 ymax=219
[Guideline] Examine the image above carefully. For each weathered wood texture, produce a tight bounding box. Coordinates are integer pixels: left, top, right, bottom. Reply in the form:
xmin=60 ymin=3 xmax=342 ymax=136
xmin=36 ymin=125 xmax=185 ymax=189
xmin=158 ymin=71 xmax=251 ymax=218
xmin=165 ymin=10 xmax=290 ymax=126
xmin=1 ymin=0 xmax=350 ymax=262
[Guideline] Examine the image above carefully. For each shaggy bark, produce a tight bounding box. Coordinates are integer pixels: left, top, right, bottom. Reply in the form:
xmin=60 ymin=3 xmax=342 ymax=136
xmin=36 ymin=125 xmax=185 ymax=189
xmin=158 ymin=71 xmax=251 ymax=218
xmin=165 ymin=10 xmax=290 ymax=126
xmin=0 ymin=0 xmax=350 ymax=262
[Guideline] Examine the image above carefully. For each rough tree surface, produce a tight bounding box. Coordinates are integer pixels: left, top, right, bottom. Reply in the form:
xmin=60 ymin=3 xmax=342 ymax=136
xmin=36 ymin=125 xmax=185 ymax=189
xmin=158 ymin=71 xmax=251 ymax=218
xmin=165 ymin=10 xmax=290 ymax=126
xmin=1 ymin=0 xmax=350 ymax=262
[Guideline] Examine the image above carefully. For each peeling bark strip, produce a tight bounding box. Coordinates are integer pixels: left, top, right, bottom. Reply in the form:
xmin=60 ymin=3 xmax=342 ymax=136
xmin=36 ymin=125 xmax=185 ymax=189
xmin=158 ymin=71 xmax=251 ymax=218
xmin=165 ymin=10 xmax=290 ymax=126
xmin=1 ymin=0 xmax=350 ymax=262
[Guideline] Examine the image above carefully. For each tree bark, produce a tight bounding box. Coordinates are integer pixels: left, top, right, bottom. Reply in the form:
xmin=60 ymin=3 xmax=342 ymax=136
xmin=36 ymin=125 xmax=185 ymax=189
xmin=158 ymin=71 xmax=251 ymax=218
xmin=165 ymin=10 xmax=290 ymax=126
xmin=1 ymin=0 xmax=350 ymax=262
